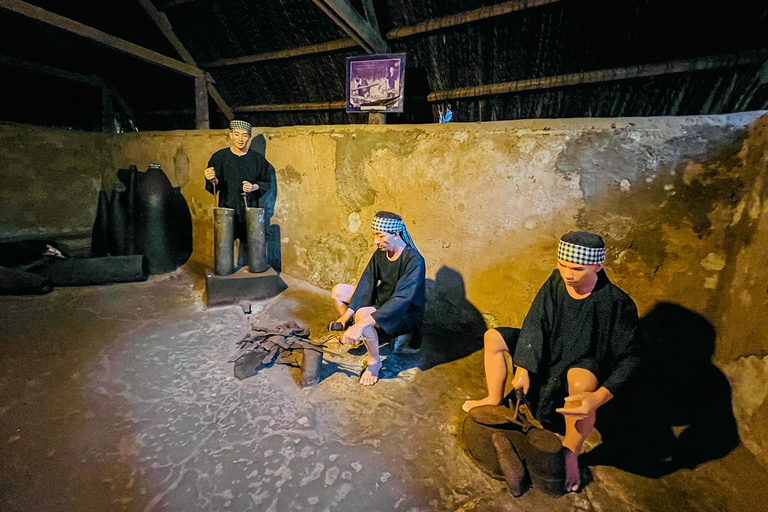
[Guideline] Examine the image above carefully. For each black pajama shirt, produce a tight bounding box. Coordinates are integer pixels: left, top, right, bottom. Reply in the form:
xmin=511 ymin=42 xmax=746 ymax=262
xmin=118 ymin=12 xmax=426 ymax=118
xmin=503 ymin=269 xmax=641 ymax=434
xmin=348 ymin=246 xmax=426 ymax=337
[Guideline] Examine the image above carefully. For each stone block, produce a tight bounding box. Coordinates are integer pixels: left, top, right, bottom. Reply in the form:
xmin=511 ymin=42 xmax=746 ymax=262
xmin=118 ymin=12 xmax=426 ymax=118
xmin=205 ymin=266 xmax=287 ymax=307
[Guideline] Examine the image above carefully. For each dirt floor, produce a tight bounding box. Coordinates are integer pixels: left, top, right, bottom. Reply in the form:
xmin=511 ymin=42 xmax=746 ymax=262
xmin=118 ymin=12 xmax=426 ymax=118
xmin=1 ymin=264 xmax=767 ymax=512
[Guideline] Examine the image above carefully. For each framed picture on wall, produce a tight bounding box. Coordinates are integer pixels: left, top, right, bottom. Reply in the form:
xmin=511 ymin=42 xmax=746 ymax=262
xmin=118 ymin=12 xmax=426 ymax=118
xmin=346 ymin=53 xmax=406 ymax=113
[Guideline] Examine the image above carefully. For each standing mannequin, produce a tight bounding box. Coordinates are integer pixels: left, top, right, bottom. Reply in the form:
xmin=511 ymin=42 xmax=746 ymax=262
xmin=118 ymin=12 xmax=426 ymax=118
xmin=204 ymin=119 xmax=270 ymax=266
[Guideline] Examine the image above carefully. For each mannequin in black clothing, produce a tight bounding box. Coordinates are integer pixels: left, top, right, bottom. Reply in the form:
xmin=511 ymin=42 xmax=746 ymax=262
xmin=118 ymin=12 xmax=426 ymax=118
xmin=462 ymin=231 xmax=640 ymax=493
xmin=204 ymin=119 xmax=270 ymax=267
xmin=331 ymin=211 xmax=425 ymax=386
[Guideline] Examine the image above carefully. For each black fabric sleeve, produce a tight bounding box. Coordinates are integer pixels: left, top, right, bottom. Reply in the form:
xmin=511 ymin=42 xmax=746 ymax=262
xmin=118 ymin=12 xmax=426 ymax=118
xmin=205 ymin=152 xmax=221 ymax=196
xmin=602 ymin=298 xmax=641 ymax=395
xmin=513 ymin=276 xmax=553 ymax=375
xmin=249 ymin=153 xmax=271 ymax=197
xmin=347 ymin=255 xmax=376 ymax=312
xmin=371 ymin=254 xmax=426 ymax=334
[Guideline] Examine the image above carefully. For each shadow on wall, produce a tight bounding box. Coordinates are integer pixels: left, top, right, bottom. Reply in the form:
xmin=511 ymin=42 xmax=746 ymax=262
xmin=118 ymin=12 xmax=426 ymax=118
xmin=585 ymin=302 xmax=739 ymax=477
xmin=419 ymin=266 xmax=487 ymax=370
xmin=250 ymin=135 xmax=281 ymax=273
xmin=356 ymin=266 xmax=486 ymax=382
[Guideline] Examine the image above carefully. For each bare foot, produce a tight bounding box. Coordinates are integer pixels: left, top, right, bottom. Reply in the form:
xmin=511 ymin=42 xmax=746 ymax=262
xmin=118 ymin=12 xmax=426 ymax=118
xmin=462 ymin=397 xmax=501 ymax=413
xmin=359 ymin=361 xmax=382 ymax=386
xmin=563 ymin=447 xmax=581 ymax=493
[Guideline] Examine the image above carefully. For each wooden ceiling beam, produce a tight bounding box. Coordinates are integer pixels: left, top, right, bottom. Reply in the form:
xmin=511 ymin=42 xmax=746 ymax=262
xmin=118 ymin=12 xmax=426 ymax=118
xmin=387 ymin=0 xmax=567 ymax=40
xmin=361 ymin=0 xmax=380 ymax=35
xmin=0 ymin=54 xmax=136 ymax=125
xmin=200 ymin=0 xmax=560 ymax=69
xmin=228 ymin=50 xmax=768 ymax=112
xmin=0 ymin=0 xmax=207 ymax=78
xmin=310 ymin=0 xmax=374 ymax=54
xmin=155 ymin=0 xmax=198 ymax=10
xmin=136 ymin=0 xmax=233 ymax=121
xmin=426 ymin=50 xmax=768 ymax=102
xmin=203 ymin=38 xmax=357 ymax=68
xmin=0 ymin=54 xmax=103 ymax=86
xmin=311 ymin=0 xmax=387 ymax=54
xmin=233 ymin=101 xmax=347 ymax=113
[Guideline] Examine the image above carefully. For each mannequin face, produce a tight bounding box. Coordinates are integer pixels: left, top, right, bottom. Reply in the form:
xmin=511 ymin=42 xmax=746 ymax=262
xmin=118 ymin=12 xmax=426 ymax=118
xmin=557 ymin=258 xmax=602 ymax=288
xmin=229 ymin=129 xmax=250 ymax=151
xmin=373 ymin=230 xmax=400 ymax=252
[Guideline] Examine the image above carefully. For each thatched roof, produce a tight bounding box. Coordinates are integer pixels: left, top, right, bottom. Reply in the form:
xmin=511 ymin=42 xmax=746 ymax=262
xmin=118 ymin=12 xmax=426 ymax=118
xmin=1 ymin=0 xmax=767 ymax=130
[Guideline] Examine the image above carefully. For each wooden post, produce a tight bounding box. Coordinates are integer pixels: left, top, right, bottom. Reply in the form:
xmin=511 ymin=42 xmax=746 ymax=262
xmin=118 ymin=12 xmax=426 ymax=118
xmin=195 ymin=76 xmax=209 ymax=129
xmin=368 ymin=113 xmax=386 ymax=124
xmin=102 ymin=86 xmax=114 ymax=132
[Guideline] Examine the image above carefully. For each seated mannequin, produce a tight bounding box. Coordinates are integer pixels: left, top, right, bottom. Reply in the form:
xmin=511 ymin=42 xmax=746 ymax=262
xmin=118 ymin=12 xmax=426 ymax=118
xmin=331 ymin=211 xmax=426 ymax=386
xmin=463 ymin=231 xmax=641 ymax=493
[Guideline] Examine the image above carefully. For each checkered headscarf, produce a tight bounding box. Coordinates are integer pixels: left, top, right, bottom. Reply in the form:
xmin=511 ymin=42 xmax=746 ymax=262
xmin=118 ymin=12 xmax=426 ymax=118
xmin=230 ymin=119 xmax=252 ymax=136
xmin=371 ymin=212 xmax=417 ymax=251
xmin=557 ymin=231 xmax=605 ymax=265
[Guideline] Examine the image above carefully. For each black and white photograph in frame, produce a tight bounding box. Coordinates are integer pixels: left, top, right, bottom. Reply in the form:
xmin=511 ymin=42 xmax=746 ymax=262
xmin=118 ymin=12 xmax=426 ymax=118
xmin=346 ymin=54 xmax=406 ymax=113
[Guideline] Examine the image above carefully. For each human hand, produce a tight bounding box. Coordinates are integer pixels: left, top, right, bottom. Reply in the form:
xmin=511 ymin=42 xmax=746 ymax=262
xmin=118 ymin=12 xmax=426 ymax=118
xmin=242 ymin=181 xmax=259 ymax=193
xmin=511 ymin=367 xmax=530 ymax=395
xmin=342 ymin=323 xmax=364 ymax=346
xmin=204 ymin=167 xmax=216 ymax=181
xmin=556 ymin=391 xmax=601 ymax=420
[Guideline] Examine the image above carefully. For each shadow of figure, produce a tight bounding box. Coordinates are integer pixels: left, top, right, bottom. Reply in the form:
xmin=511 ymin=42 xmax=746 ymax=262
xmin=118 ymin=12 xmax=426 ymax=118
xmin=346 ymin=266 xmax=486 ymax=380
xmin=249 ymin=134 xmax=282 ymax=273
xmin=397 ymin=266 xmax=488 ymax=375
xmin=419 ymin=266 xmax=487 ymax=369
xmin=584 ymin=302 xmax=739 ymax=477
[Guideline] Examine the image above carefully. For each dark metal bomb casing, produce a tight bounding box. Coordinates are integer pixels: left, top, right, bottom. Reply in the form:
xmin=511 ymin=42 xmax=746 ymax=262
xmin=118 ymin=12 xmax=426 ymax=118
xmin=461 ymin=405 xmax=565 ymax=498
xmin=245 ymin=206 xmax=268 ymax=273
xmin=213 ymin=207 xmax=235 ymax=276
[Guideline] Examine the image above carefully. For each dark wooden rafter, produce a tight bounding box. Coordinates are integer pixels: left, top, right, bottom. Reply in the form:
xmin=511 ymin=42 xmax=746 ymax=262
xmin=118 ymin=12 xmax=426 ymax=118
xmin=202 ymin=0 xmax=561 ymax=69
xmin=233 ymin=101 xmax=347 ymax=113
xmin=426 ymin=50 xmax=768 ymax=102
xmin=359 ymin=0 xmax=386 ymax=124
xmin=0 ymin=0 xmax=208 ymax=79
xmin=361 ymin=0 xmax=380 ymax=34
xmin=204 ymin=38 xmax=357 ymax=68
xmin=0 ymin=54 xmax=102 ymax=86
xmin=387 ymin=0 xmax=566 ymax=40
xmin=102 ymin=87 xmax=114 ymax=131
xmin=310 ymin=0 xmax=387 ymax=54
xmin=194 ymin=76 xmax=209 ymax=128
xmin=154 ymin=0 xmax=198 ymax=10
xmin=230 ymin=51 xmax=768 ymax=112
xmin=136 ymin=0 xmax=233 ymax=122
xmin=0 ymin=54 xmax=135 ymax=125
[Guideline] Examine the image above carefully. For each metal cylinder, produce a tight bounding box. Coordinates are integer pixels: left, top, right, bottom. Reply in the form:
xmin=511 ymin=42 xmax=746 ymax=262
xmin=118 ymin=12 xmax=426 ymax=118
xmin=30 ymin=255 xmax=149 ymax=286
xmin=521 ymin=428 xmax=565 ymax=497
xmin=213 ymin=207 xmax=235 ymax=276
xmin=245 ymin=207 xmax=268 ymax=273
xmin=299 ymin=347 xmax=323 ymax=388
xmin=107 ymin=188 xmax=127 ymax=256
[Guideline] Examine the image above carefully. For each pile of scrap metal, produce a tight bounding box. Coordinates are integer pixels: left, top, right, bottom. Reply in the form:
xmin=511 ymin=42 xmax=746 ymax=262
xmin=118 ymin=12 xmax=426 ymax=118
xmin=228 ymin=321 xmax=324 ymax=388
